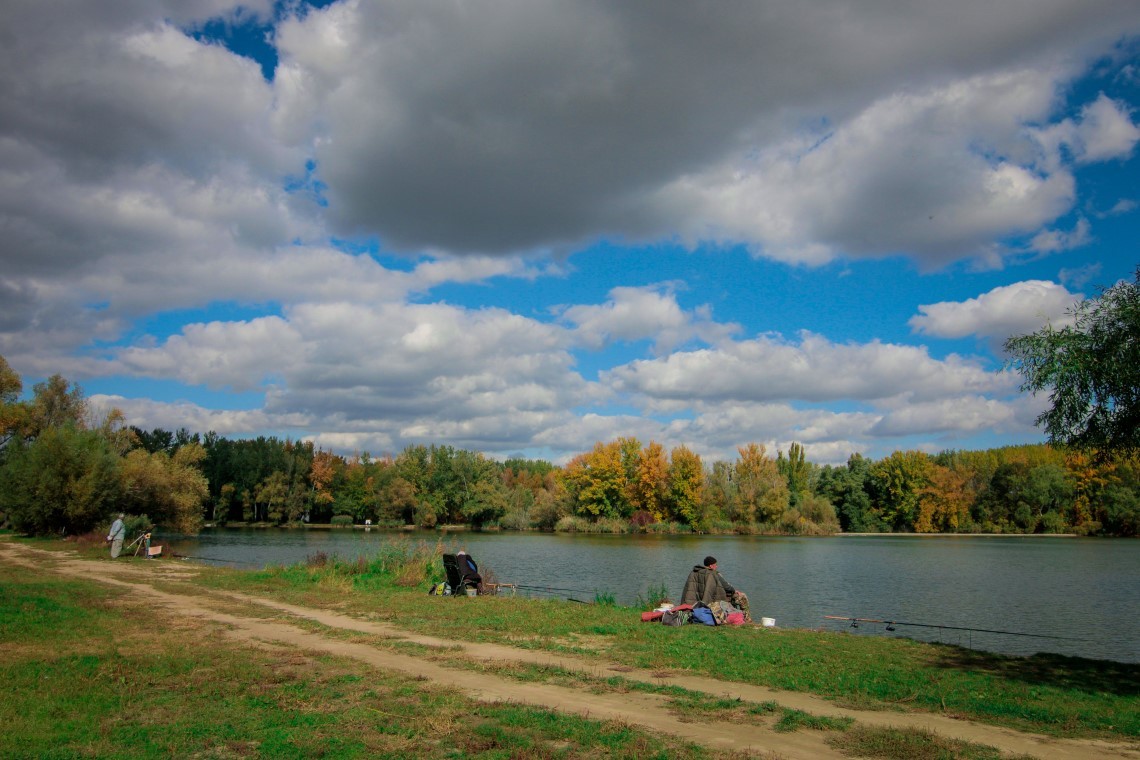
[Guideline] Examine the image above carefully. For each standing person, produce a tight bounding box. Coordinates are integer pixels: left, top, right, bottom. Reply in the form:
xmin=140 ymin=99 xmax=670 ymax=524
xmin=680 ymin=556 xmax=751 ymax=622
xmin=107 ymin=513 xmax=126 ymax=558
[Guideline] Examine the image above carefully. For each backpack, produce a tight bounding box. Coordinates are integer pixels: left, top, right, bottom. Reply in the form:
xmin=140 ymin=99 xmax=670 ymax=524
xmin=661 ymin=609 xmax=692 ymax=626
xmin=427 ymin=582 xmax=451 ymax=596
xmin=690 ymin=603 xmax=717 ymax=626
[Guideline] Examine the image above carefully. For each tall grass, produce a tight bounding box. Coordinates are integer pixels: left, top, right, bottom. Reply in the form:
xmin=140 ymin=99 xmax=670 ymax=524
xmin=268 ymin=539 xmax=448 ymax=588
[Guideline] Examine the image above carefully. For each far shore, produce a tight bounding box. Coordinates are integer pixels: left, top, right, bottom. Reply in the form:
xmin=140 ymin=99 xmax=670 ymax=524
xmin=202 ymin=522 xmax=1084 ymax=538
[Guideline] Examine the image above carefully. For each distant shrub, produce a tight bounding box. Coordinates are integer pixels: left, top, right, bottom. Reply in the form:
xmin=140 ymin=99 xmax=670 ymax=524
xmin=629 ymin=510 xmax=655 ymax=529
xmin=554 ymin=515 xmax=589 ymax=532
xmin=644 ymin=521 xmax=691 ymax=534
xmin=330 ymin=514 xmax=354 ymax=528
xmin=593 ymin=517 xmax=630 ymax=534
xmin=498 ymin=507 xmax=533 ymax=531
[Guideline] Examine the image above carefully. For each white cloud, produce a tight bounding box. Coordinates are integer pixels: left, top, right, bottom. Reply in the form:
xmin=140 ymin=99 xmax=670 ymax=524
xmin=89 ymin=394 xmax=307 ymax=439
xmin=274 ymin=0 xmax=1140 ymax=264
xmin=1034 ymin=93 xmax=1140 ymax=167
xmin=605 ymin=332 xmax=1009 ymax=404
xmin=658 ymin=70 xmax=1081 ymax=266
xmin=908 ymin=280 xmax=1080 ymax=339
xmin=558 ymin=285 xmax=739 ymax=353
xmin=870 ymin=395 xmax=1020 ymax=437
xmin=1029 ymin=218 xmax=1092 ymax=254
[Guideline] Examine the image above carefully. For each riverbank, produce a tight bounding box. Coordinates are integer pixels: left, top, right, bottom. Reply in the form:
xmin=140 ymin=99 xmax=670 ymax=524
xmin=3 ymin=536 xmax=1138 ymax=759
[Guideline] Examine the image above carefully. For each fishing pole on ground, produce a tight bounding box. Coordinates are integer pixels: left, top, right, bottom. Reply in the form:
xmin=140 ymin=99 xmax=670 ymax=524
xmin=509 ymin=582 xmax=611 ymax=604
xmin=170 ymin=552 xmax=265 ymax=567
xmin=823 ymin=615 xmax=1086 ymax=641
xmin=510 ymin=583 xmax=595 ymax=595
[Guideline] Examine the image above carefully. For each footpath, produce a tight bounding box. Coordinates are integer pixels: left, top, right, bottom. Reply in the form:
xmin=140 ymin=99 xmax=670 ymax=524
xmin=2 ymin=541 xmax=1136 ymax=760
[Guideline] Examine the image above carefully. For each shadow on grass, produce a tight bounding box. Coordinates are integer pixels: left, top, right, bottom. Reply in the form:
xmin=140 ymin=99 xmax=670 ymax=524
xmin=932 ymin=645 xmax=1140 ymax=696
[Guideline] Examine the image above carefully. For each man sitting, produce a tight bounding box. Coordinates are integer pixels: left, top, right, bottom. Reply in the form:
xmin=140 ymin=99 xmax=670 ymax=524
xmin=680 ymin=556 xmax=751 ymax=622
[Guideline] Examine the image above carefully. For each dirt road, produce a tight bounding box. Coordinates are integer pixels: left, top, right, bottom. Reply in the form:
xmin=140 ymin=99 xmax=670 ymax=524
xmin=3 ymin=541 xmax=1136 ymax=760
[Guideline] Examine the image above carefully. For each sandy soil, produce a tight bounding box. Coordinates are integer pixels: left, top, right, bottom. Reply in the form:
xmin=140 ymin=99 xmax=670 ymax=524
xmin=2 ymin=541 xmax=1136 ymax=760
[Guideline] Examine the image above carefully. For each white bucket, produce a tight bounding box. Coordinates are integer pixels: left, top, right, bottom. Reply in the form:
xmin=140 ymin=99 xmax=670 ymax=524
xmin=466 ymin=587 xmax=477 ymax=597
xmin=761 ymin=617 xmax=776 ymax=627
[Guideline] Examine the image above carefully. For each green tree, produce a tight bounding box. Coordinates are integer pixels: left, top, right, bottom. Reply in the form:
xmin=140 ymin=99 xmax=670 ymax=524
xmin=868 ymin=450 xmax=932 ymax=531
xmin=665 ymin=446 xmax=705 ymax=527
xmin=120 ymin=443 xmax=209 ymax=534
xmin=1005 ymin=267 xmax=1140 ymax=455
xmin=777 ymin=442 xmax=810 ymax=505
xmin=461 ymin=479 xmax=508 ymax=528
xmin=26 ymin=375 xmax=88 ymax=439
xmin=0 ymin=425 xmax=122 ymax=535
xmin=255 ymin=470 xmax=290 ymax=524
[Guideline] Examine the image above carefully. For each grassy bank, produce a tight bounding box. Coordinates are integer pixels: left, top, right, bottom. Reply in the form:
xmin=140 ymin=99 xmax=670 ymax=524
xmin=0 ymin=560 xmax=715 ymax=759
xmin=191 ymin=540 xmax=1139 ymax=741
xmin=5 ymin=537 xmax=1138 ymax=758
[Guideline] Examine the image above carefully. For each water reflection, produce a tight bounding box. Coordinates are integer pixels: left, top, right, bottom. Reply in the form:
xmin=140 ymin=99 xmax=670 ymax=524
xmin=164 ymin=529 xmax=1140 ymax=663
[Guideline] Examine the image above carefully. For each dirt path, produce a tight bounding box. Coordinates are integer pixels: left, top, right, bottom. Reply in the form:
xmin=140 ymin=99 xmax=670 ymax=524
xmin=3 ymin=542 xmax=1136 ymax=760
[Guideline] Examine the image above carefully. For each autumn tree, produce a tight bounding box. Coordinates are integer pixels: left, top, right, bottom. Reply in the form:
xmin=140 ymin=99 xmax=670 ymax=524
xmin=0 ymin=355 xmax=25 ymax=451
xmin=562 ymin=441 xmax=629 ymax=519
xmin=630 ymin=440 xmax=669 ymax=520
xmin=734 ymin=443 xmax=788 ymax=524
xmin=665 ymin=446 xmax=705 ymax=527
xmin=380 ymin=476 xmax=418 ymax=525
xmin=915 ymin=463 xmax=972 ymax=533
xmin=120 ymin=443 xmax=209 ymax=534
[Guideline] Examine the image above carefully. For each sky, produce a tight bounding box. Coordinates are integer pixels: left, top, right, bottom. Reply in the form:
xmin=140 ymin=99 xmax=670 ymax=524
xmin=2 ymin=1 xmax=1139 ymax=466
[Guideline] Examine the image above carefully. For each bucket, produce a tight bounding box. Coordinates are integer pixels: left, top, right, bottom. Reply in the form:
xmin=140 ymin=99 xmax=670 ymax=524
xmin=760 ymin=617 xmax=775 ymax=627
xmin=466 ymin=587 xmax=477 ymax=598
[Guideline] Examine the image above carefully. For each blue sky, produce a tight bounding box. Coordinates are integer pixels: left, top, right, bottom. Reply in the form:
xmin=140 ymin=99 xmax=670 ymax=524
xmin=2 ymin=1 xmax=1139 ymax=464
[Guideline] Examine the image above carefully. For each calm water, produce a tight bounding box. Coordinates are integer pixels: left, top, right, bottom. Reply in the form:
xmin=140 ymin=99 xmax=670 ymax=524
xmin=164 ymin=529 xmax=1140 ymax=663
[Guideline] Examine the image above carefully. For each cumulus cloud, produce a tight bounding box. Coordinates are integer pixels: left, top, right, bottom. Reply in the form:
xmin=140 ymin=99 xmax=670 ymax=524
xmin=1033 ymin=93 xmax=1140 ymax=167
xmin=558 ymin=285 xmax=739 ymax=353
xmin=275 ymin=0 xmax=1140 ymax=264
xmin=1029 ymin=218 xmax=1092 ymax=254
xmin=605 ymin=332 xmax=1010 ymax=404
xmin=870 ymin=395 xmax=1020 ymax=437
xmin=3 ymin=1 xmax=1136 ymax=465
xmin=85 ymin=299 xmax=595 ymax=454
xmin=908 ymin=280 xmax=1081 ymax=339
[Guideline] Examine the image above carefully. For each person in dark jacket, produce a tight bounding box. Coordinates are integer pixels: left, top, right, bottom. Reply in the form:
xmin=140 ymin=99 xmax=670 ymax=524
xmin=680 ymin=556 xmax=751 ymax=621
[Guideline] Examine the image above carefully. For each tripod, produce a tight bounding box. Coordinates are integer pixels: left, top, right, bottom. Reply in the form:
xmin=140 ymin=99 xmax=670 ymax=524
xmin=125 ymin=532 xmax=152 ymax=558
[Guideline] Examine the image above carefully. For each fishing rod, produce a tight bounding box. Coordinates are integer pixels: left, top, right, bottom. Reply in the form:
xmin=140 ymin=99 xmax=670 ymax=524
xmin=171 ymin=552 xmax=265 ymax=567
xmin=510 ymin=583 xmax=597 ymax=595
xmin=823 ymin=615 xmax=1085 ymax=641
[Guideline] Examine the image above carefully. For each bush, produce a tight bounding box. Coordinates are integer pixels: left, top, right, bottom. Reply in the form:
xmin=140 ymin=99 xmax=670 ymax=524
xmin=644 ymin=521 xmax=691 ymax=534
xmin=330 ymin=514 xmax=354 ymax=528
xmin=497 ymin=507 xmax=533 ymax=531
xmin=554 ymin=515 xmax=590 ymax=532
xmin=0 ymin=425 xmax=122 ymax=536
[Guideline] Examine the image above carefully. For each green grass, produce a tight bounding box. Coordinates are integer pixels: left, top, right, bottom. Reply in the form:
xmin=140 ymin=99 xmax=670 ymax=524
xmin=828 ymin=726 xmax=1038 ymax=759
xmin=0 ymin=561 xmax=737 ymax=759
xmin=188 ymin=540 xmax=1139 ymax=741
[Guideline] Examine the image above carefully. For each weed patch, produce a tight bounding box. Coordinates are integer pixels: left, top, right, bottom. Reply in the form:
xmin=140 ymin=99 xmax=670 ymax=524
xmin=828 ymin=725 xmax=1037 ymax=760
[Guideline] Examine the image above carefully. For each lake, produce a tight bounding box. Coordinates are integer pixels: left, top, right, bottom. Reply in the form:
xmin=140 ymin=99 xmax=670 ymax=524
xmin=163 ymin=529 xmax=1140 ymax=664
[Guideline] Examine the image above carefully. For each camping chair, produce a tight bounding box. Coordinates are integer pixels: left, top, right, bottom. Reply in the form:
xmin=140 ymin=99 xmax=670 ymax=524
xmin=442 ymin=553 xmax=482 ymax=596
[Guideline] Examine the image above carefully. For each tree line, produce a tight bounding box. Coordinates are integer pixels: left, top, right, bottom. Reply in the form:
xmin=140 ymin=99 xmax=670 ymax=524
xmin=2 ymin=355 xmax=1136 ymax=538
